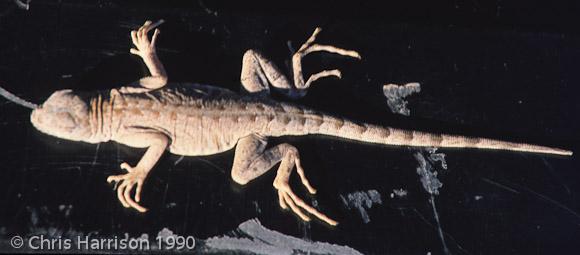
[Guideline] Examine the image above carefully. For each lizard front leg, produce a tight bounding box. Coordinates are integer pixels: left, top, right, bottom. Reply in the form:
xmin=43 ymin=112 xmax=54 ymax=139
xmin=127 ymin=20 xmax=168 ymax=91
xmin=107 ymin=132 xmax=169 ymax=212
xmin=231 ymin=134 xmax=337 ymax=225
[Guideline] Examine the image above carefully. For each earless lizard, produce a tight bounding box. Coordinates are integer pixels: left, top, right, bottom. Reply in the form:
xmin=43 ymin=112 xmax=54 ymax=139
xmin=2 ymin=20 xmax=572 ymax=226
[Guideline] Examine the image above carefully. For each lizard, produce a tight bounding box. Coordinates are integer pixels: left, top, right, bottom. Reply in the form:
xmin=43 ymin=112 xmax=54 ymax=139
xmin=0 ymin=20 xmax=572 ymax=226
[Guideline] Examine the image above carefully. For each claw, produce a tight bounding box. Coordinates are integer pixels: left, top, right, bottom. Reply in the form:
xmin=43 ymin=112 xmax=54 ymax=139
xmin=271 ymin=146 xmax=337 ymax=226
xmin=281 ymin=191 xmax=311 ymax=222
xmin=148 ymin=19 xmax=165 ymax=30
xmin=275 ymin=182 xmax=338 ymax=226
xmin=278 ymin=192 xmax=288 ymax=209
xmin=120 ymin=162 xmax=132 ymax=172
xmin=295 ymin=159 xmax=316 ymax=194
xmin=298 ymin=27 xmax=322 ymax=52
xmin=151 ymin=29 xmax=160 ymax=47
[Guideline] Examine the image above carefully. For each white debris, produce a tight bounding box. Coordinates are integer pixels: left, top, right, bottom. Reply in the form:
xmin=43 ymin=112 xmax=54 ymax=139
xmin=340 ymin=190 xmax=382 ymax=223
xmin=157 ymin=227 xmax=178 ymax=244
xmin=205 ymin=219 xmax=362 ymax=255
xmin=383 ymin=83 xmax=421 ymax=116
xmin=414 ymin=153 xmax=443 ymax=195
xmin=392 ymin=188 xmax=408 ymax=198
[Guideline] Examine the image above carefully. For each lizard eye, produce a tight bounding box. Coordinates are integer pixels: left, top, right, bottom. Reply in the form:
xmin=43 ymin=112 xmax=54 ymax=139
xmin=35 ymin=115 xmax=43 ymax=124
xmin=56 ymin=112 xmax=77 ymax=131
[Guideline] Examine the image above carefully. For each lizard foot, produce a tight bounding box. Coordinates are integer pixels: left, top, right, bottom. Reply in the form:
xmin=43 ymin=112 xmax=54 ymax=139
xmin=273 ymin=148 xmax=338 ymax=226
xmin=129 ymin=19 xmax=164 ymax=58
xmin=292 ymin=27 xmax=361 ymax=90
xmin=297 ymin=27 xmax=362 ymax=59
xmin=107 ymin=162 xmax=148 ymax=213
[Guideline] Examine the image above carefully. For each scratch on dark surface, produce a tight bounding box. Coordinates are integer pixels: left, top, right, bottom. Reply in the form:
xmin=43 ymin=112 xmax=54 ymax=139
xmin=52 ymin=166 xmax=82 ymax=171
xmin=162 ymin=180 xmax=170 ymax=207
xmin=91 ymin=143 xmax=100 ymax=168
xmin=429 ymin=197 xmax=450 ymax=254
xmin=195 ymin=158 xmax=226 ymax=174
xmin=182 ymin=190 xmax=191 ymax=232
xmin=174 ymin=155 xmax=185 ymax=166
xmin=411 ymin=208 xmax=472 ymax=255
xmin=415 ymin=151 xmax=449 ymax=254
xmin=118 ymin=21 xmax=140 ymax=29
xmin=383 ymin=83 xmax=421 ymax=116
xmin=204 ymin=218 xmax=363 ymax=255
xmin=287 ymin=41 xmax=296 ymax=56
xmin=300 ymin=221 xmax=311 ymax=241
xmin=541 ymin=157 xmax=571 ymax=195
xmin=0 ymin=86 xmax=38 ymax=109
xmin=511 ymin=182 xmax=580 ymax=221
xmin=45 ymin=161 xmax=108 ymax=167
xmin=481 ymin=177 xmax=521 ymax=194
xmin=198 ymin=0 xmax=218 ymax=16
xmin=252 ymin=201 xmax=261 ymax=214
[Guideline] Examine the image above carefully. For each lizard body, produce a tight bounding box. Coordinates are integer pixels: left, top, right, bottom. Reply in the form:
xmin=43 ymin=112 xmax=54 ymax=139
xmin=33 ymin=84 xmax=571 ymax=156
xmin=5 ymin=20 xmax=572 ymax=226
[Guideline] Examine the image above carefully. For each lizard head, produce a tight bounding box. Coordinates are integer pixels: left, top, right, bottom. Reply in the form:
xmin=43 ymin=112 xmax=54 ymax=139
xmin=31 ymin=89 xmax=91 ymax=142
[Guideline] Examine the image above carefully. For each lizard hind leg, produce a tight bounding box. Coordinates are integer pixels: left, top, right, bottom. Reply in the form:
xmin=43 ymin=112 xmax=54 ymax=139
xmin=239 ymin=27 xmax=360 ymax=100
xmin=240 ymin=49 xmax=285 ymax=98
xmin=291 ymin=27 xmax=361 ymax=95
xmin=231 ymin=134 xmax=337 ymax=225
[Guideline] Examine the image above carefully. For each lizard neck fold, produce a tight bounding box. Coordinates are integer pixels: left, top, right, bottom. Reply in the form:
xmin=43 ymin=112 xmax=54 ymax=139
xmin=87 ymin=92 xmax=116 ymax=142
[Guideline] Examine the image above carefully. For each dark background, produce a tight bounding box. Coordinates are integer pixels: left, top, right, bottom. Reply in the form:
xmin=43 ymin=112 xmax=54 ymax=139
xmin=0 ymin=0 xmax=579 ymax=254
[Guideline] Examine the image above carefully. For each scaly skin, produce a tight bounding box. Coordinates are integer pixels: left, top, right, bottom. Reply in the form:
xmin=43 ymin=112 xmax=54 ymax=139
xmin=26 ymin=20 xmax=572 ymax=226
xmin=88 ymin=85 xmax=572 ymax=157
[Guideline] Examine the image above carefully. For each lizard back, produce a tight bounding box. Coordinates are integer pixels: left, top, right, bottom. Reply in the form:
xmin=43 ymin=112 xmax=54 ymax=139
xmin=102 ymin=83 xmax=571 ymax=156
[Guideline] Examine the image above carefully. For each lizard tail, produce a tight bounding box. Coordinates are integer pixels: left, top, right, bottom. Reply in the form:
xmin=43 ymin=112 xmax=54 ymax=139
xmin=305 ymin=115 xmax=573 ymax=156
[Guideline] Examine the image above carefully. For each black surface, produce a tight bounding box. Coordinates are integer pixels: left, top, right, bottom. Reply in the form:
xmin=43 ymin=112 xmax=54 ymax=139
xmin=0 ymin=1 xmax=579 ymax=254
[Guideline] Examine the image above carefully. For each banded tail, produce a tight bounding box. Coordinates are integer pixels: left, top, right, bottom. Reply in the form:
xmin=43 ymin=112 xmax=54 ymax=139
xmin=303 ymin=115 xmax=572 ymax=156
